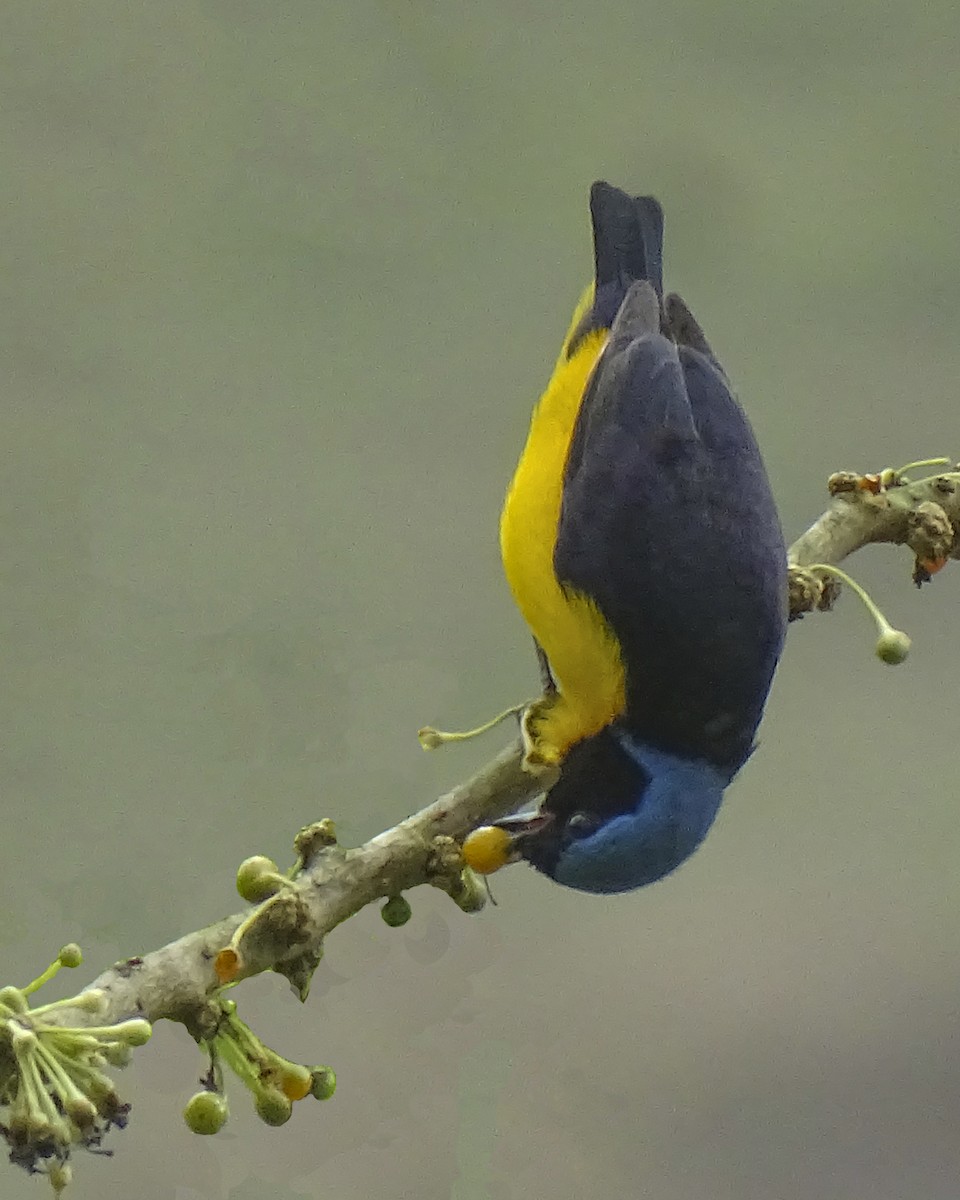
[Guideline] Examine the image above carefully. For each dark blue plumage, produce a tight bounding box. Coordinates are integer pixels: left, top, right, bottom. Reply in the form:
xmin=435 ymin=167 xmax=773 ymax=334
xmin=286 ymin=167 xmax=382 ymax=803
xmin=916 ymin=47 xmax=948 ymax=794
xmin=568 ymin=183 xmax=664 ymax=351
xmin=556 ymin=283 xmax=786 ymax=773
xmin=504 ymin=182 xmax=787 ymax=894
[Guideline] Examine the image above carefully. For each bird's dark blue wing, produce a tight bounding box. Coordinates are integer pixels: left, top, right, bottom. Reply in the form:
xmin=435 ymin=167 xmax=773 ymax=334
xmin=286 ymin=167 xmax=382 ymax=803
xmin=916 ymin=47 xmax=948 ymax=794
xmin=554 ymin=284 xmax=786 ymax=772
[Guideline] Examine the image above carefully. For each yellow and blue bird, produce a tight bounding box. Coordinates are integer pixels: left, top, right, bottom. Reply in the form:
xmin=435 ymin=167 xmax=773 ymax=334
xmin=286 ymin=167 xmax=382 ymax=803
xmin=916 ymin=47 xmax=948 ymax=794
xmin=463 ymin=181 xmax=787 ymax=894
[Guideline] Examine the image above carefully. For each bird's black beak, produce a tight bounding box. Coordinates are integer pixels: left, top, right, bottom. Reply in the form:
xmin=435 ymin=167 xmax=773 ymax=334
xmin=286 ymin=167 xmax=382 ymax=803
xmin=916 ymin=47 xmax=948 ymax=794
xmin=492 ymin=810 xmax=555 ymax=848
xmin=461 ymin=809 xmax=556 ymax=875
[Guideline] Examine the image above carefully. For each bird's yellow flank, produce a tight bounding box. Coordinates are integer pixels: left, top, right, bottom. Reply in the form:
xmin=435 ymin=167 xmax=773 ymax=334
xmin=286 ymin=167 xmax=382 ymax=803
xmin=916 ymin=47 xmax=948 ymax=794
xmin=500 ymin=289 xmax=627 ymax=766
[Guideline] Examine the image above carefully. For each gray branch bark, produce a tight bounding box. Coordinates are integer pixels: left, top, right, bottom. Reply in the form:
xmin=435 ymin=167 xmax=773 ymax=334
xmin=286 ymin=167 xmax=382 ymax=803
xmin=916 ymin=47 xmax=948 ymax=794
xmin=40 ymin=464 xmax=960 ymax=1034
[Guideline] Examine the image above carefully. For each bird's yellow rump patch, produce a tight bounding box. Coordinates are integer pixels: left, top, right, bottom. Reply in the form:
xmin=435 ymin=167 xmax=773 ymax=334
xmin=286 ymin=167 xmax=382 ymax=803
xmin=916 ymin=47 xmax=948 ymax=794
xmin=500 ymin=288 xmax=627 ymax=766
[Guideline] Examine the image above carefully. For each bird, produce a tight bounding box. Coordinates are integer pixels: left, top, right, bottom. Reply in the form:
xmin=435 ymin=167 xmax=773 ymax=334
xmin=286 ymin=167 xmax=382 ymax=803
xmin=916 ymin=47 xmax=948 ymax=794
xmin=461 ymin=181 xmax=787 ymax=895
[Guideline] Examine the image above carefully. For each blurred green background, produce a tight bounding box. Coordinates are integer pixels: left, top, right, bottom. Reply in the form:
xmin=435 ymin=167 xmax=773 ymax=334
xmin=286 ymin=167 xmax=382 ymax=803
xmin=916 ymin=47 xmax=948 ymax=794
xmin=4 ymin=2 xmax=960 ymax=1197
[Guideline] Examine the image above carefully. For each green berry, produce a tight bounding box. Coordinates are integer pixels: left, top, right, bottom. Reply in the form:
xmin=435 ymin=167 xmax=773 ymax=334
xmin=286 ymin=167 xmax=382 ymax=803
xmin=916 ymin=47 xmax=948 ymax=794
xmin=380 ymin=895 xmax=412 ymax=927
xmin=0 ymin=986 xmax=27 ymax=1013
xmin=58 ymin=944 xmax=82 ymax=969
xmin=57 ymin=940 xmax=82 ymax=969
xmin=114 ymin=1018 xmax=152 ymax=1046
xmin=875 ymin=628 xmax=911 ymax=665
xmin=183 ymin=1089 xmax=229 ymax=1135
xmin=310 ymin=1067 xmax=337 ymax=1101
xmin=236 ymin=856 xmax=282 ymax=902
xmin=254 ymin=1088 xmax=293 ymax=1126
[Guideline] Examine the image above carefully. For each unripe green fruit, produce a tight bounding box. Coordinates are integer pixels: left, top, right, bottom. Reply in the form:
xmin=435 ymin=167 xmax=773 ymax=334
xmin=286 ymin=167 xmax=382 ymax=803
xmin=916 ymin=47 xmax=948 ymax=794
xmin=183 ymin=1090 xmax=229 ymax=1135
xmin=0 ymin=986 xmax=27 ymax=1013
xmin=380 ymin=895 xmax=412 ymax=927
xmin=310 ymin=1067 xmax=337 ymax=1101
xmin=875 ymin=629 xmax=911 ymax=665
xmin=255 ymin=1088 xmax=293 ymax=1126
xmin=114 ymin=1018 xmax=152 ymax=1046
xmin=236 ymin=856 xmax=282 ymax=902
xmin=58 ymin=943 xmax=83 ymax=969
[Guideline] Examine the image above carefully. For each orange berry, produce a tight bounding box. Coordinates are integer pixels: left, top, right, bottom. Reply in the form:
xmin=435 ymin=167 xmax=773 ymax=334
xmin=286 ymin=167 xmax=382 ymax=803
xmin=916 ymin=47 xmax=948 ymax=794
xmin=461 ymin=826 xmax=513 ymax=875
xmin=279 ymin=1065 xmax=313 ymax=1102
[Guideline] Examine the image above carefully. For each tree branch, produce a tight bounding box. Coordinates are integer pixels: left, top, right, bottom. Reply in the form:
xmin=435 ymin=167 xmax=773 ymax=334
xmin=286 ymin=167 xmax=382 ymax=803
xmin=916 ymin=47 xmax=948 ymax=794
xmin=82 ymin=741 xmax=547 ymax=1029
xmin=788 ymin=464 xmax=959 ymax=614
xmin=3 ymin=458 xmax=957 ymax=1188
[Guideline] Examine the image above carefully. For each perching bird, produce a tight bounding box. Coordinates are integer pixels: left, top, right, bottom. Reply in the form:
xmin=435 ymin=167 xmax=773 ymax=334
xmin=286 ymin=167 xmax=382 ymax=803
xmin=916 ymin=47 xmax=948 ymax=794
xmin=462 ymin=181 xmax=787 ymax=894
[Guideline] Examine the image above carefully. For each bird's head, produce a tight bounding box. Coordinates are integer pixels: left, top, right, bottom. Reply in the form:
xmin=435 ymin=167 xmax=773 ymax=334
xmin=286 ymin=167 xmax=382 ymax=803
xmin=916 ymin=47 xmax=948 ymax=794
xmin=463 ymin=730 xmax=731 ymax=895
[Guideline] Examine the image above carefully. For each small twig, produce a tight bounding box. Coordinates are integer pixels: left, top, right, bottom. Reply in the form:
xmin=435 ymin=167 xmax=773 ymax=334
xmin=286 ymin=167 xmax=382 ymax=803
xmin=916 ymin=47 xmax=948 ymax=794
xmin=42 ymin=743 xmax=549 ymax=1036
xmin=789 ymin=466 xmax=960 ymax=569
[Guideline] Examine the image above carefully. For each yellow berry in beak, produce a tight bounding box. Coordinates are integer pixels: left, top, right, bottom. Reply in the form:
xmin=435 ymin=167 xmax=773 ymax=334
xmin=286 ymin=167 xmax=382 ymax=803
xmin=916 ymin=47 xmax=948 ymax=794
xmin=462 ymin=825 xmax=514 ymax=875
xmin=463 ymin=812 xmax=555 ymax=874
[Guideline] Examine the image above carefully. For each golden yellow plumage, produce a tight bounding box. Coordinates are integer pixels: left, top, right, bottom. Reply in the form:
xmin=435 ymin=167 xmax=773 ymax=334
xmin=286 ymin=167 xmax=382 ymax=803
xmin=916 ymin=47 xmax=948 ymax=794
xmin=499 ymin=287 xmax=627 ymax=767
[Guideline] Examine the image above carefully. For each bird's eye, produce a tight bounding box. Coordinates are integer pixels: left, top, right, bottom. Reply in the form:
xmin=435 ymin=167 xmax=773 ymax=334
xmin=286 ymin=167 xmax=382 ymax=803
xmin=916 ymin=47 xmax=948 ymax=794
xmin=566 ymin=811 xmax=602 ymax=840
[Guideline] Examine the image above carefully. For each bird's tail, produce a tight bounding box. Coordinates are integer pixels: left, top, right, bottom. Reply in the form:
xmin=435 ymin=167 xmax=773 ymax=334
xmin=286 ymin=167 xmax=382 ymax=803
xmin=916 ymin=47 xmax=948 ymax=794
xmin=589 ymin=181 xmax=664 ymax=327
